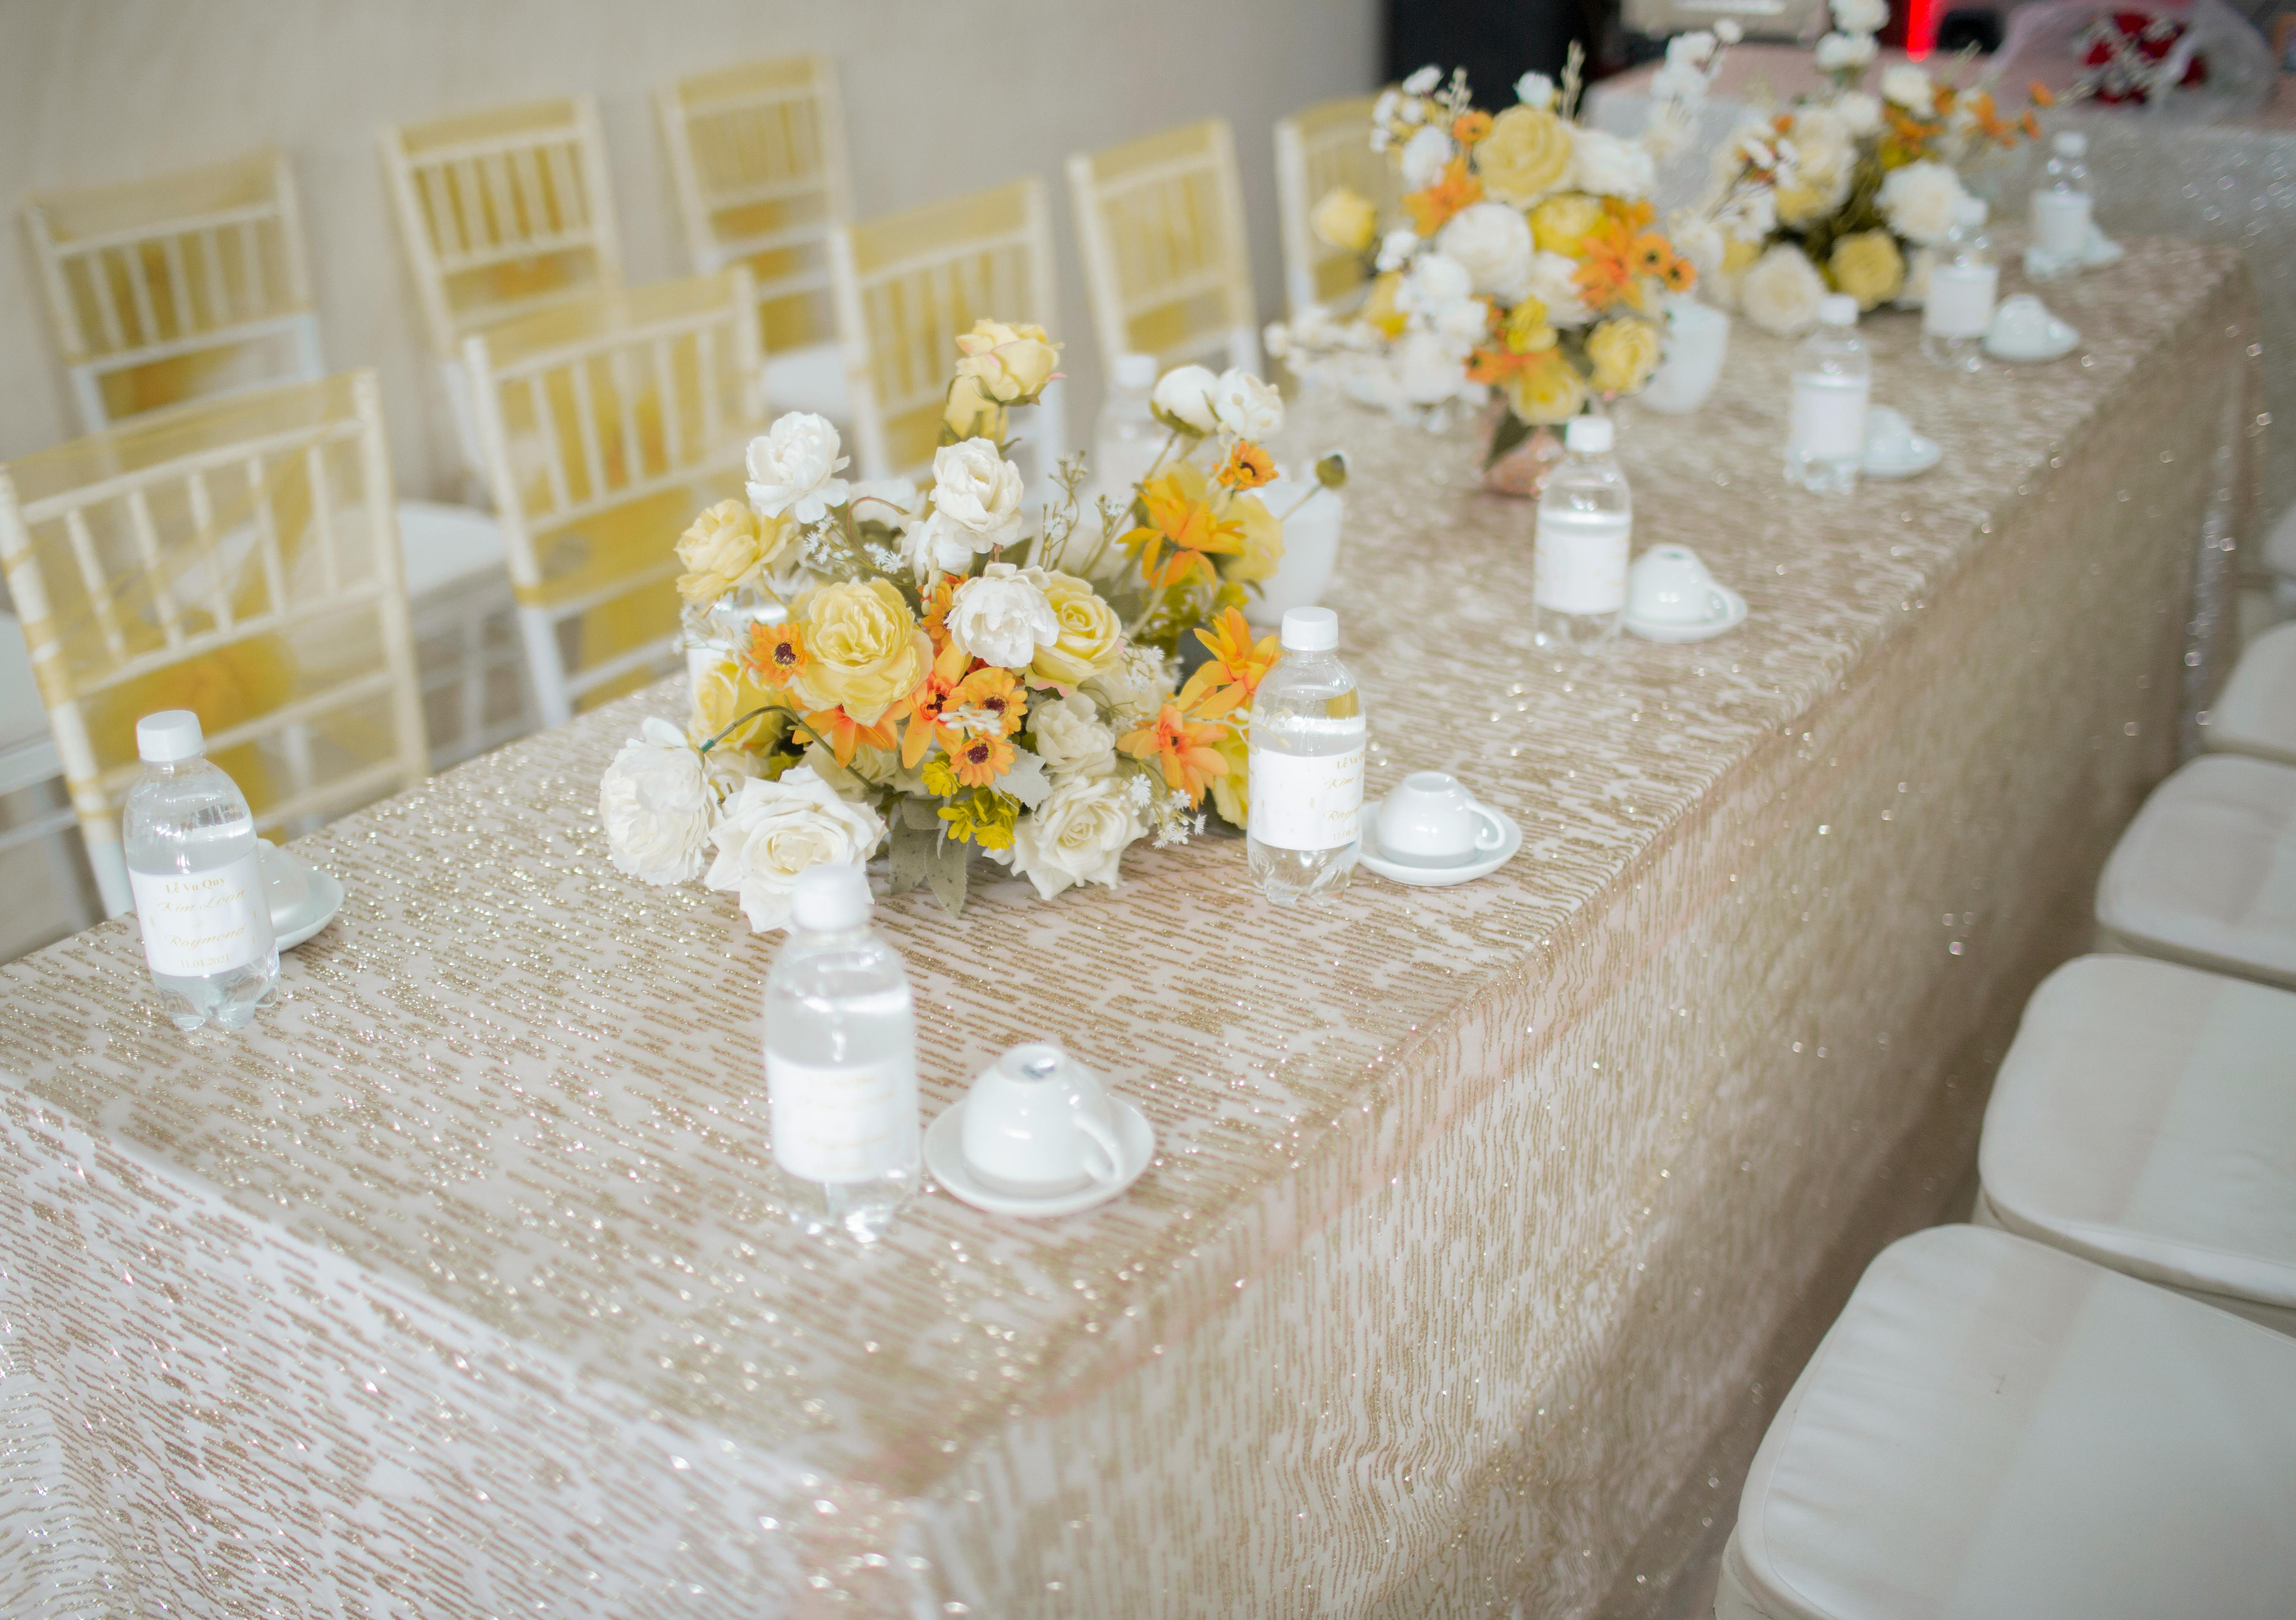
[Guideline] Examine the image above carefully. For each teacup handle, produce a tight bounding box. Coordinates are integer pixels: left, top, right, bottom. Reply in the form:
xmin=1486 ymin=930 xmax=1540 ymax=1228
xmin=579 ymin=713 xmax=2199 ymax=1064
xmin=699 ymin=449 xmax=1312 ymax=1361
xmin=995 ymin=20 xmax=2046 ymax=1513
xmin=1471 ymin=805 xmax=1507 ymax=853
xmin=1074 ymin=1110 xmax=1125 ymax=1185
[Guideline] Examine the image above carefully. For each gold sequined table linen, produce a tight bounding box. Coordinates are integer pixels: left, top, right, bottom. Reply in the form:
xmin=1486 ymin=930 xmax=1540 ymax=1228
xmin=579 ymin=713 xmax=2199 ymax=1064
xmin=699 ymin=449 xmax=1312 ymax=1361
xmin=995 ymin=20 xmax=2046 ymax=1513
xmin=0 ymin=238 xmax=2260 ymax=1618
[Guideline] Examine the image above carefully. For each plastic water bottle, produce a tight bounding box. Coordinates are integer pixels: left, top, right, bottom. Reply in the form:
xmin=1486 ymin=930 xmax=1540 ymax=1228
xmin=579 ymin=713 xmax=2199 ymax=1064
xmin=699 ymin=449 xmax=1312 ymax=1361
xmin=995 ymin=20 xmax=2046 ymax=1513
xmin=122 ymin=710 xmax=279 ymax=1031
xmin=2029 ymin=131 xmax=2093 ymax=275
xmin=1921 ymin=199 xmax=1997 ymax=373
xmin=1786 ymin=294 xmax=1872 ymax=494
xmin=1531 ymin=416 xmax=1631 ymax=650
xmin=1091 ymin=352 xmax=1165 ymax=489
xmin=1247 ymin=606 xmax=1365 ymax=906
xmin=762 ymin=864 xmax=921 ymax=1242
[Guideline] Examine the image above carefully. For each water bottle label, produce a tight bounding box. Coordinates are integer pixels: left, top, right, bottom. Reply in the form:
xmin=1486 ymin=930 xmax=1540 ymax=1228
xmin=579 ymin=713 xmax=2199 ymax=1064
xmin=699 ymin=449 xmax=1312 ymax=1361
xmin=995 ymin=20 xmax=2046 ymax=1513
xmin=1532 ymin=512 xmax=1632 ymax=616
xmin=1246 ymin=744 xmax=1365 ymax=851
xmin=1787 ymin=372 xmax=1871 ymax=463
xmin=766 ymin=1053 xmax=919 ymax=1184
xmin=2032 ymin=190 xmax=2092 ymax=259
xmin=130 ymin=853 xmax=272 ymax=978
xmin=1924 ymin=264 xmax=1998 ymax=339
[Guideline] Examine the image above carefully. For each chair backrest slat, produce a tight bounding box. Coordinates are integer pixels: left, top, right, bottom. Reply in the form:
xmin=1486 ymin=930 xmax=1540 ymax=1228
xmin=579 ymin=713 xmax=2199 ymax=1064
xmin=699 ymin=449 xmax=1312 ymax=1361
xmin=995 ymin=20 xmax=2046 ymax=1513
xmin=1275 ymin=94 xmax=1392 ymax=317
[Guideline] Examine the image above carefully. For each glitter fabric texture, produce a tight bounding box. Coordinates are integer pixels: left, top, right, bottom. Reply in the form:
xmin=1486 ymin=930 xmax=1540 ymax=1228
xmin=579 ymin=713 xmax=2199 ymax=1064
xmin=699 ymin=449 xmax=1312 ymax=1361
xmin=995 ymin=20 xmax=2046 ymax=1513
xmin=0 ymin=239 xmax=2258 ymax=1617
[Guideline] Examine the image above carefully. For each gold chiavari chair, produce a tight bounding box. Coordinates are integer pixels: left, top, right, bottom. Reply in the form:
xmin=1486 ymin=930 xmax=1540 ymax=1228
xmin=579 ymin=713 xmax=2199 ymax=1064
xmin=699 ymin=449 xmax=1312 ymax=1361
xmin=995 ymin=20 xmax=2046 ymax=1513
xmin=1067 ymin=117 xmax=1261 ymax=378
xmin=462 ymin=270 xmax=764 ymax=726
xmin=657 ymin=54 xmax=853 ymax=421
xmin=0 ymin=373 xmax=430 ymax=917
xmin=1274 ymin=94 xmax=1396 ymax=316
xmin=826 ymin=176 xmax=1065 ymax=488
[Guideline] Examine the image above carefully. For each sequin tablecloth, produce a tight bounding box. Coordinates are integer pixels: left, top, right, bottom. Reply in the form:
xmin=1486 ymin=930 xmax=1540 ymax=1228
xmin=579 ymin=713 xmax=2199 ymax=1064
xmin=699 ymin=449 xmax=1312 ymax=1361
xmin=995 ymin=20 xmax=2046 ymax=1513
xmin=0 ymin=238 xmax=2260 ymax=1619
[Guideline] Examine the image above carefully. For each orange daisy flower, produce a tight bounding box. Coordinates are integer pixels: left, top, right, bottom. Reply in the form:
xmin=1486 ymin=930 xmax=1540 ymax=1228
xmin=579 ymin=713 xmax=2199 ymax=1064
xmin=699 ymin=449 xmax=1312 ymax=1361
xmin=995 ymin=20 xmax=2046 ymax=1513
xmin=740 ymin=620 xmax=808 ymax=688
xmin=949 ymin=665 xmax=1028 ymax=737
xmin=1403 ymin=158 xmax=1484 ymax=236
xmin=1451 ymin=111 xmax=1492 ymax=144
xmin=1119 ymin=702 xmax=1229 ymax=804
xmin=1658 ymin=254 xmax=1696 ymax=294
xmin=920 ymin=574 xmax=960 ymax=651
xmin=1121 ymin=472 xmax=1246 ymax=590
xmin=1465 ymin=344 xmax=1543 ymax=385
xmin=892 ymin=640 xmax=974 ymax=768
xmin=1628 ymin=234 xmax=1674 ymax=278
xmin=799 ymin=707 xmax=897 ymax=767
xmin=948 ymin=731 xmax=1016 ymax=789
xmin=2029 ymin=80 xmax=2056 ymax=108
xmin=1215 ymin=440 xmax=1277 ymax=492
xmin=1178 ymin=608 xmax=1278 ymax=720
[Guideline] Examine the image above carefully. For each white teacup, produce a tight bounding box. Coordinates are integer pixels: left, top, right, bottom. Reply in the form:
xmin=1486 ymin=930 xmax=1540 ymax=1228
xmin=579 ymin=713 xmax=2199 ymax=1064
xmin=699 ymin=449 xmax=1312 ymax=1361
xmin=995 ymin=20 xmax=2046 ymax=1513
xmin=1377 ymin=772 xmax=1507 ymax=866
xmin=960 ymin=1043 xmax=1124 ymax=1197
xmin=1640 ymin=298 xmax=1731 ymax=416
xmin=1627 ymin=545 xmax=1727 ymax=626
xmin=257 ymin=839 xmax=308 ymax=915
xmin=1863 ymin=406 xmax=1917 ymax=462
xmin=1988 ymin=294 xmax=2075 ymax=357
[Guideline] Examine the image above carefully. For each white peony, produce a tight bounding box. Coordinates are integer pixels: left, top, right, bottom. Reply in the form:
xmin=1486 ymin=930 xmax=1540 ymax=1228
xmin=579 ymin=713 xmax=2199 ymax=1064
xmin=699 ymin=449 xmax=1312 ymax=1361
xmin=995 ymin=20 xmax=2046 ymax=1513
xmin=1392 ymin=328 xmax=1476 ymax=405
xmin=1567 ymin=129 xmax=1654 ymax=200
xmin=1211 ymin=368 xmax=1284 ymax=439
xmin=1831 ymin=0 xmax=1889 ymax=32
xmin=928 ymin=437 xmax=1025 ymax=540
xmin=1436 ymin=202 xmax=1535 ymax=301
xmin=1375 ymin=227 xmax=1423 ymax=273
xmin=1029 ymin=692 xmax=1117 ymax=779
xmin=946 ymin=561 xmax=1060 ymax=669
xmin=1835 ymin=90 xmax=1883 ymax=135
xmin=599 ymin=717 xmax=732 ymax=886
xmin=1151 ymin=364 xmax=1220 ymax=433
xmin=1877 ymin=159 xmax=1965 ymax=247
xmin=703 ymin=767 xmax=886 ymax=932
xmin=1399 ymin=124 xmax=1455 ymax=190
xmin=1398 ymin=251 xmax=1474 ymax=317
xmin=1008 ymin=774 xmax=1144 ymax=902
xmin=1515 ymin=71 xmax=1556 ymax=109
xmin=1814 ymin=31 xmax=1877 ymax=72
xmin=745 ymin=413 xmax=849 ymax=524
xmin=1739 ymin=244 xmax=1828 ymax=337
xmin=1524 ymin=250 xmax=1593 ymax=327
xmin=1880 ymin=64 xmax=1936 ymax=116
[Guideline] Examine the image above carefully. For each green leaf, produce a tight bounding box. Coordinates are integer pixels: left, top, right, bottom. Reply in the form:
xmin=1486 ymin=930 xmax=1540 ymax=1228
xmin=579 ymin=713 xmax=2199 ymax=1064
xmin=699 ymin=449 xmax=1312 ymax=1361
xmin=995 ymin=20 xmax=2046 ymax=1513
xmin=1485 ymin=410 xmax=1534 ymax=470
xmin=924 ymin=832 xmax=970 ymax=917
xmin=888 ymin=819 xmax=938 ymax=895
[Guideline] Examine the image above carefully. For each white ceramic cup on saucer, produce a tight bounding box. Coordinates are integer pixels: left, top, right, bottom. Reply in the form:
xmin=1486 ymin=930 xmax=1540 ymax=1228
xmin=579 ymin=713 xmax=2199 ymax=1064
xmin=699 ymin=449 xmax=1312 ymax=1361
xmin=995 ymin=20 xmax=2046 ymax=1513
xmin=1988 ymin=294 xmax=2076 ymax=359
xmin=1376 ymin=772 xmax=1508 ymax=866
xmin=1627 ymin=545 xmax=1727 ymax=626
xmin=1640 ymin=299 xmax=1730 ymax=416
xmin=1864 ymin=406 xmax=1916 ymax=462
xmin=960 ymin=1044 xmax=1125 ymax=1197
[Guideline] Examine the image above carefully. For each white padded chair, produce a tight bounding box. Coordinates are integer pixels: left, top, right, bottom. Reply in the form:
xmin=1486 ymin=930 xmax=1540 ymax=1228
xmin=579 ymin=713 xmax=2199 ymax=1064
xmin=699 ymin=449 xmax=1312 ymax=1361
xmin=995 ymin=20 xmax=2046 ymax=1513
xmin=1975 ymin=955 xmax=2296 ymax=1334
xmin=2205 ymin=620 xmax=2296 ymax=767
xmin=2095 ymin=754 xmax=2296 ymax=989
xmin=1718 ymin=1224 xmax=2296 ymax=1620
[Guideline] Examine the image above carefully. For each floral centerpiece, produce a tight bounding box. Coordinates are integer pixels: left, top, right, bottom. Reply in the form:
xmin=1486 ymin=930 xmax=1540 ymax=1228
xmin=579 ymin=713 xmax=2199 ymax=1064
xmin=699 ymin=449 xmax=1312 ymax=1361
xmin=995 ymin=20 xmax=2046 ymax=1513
xmin=599 ymin=322 xmax=1339 ymax=926
xmin=1266 ymin=47 xmax=1704 ymax=470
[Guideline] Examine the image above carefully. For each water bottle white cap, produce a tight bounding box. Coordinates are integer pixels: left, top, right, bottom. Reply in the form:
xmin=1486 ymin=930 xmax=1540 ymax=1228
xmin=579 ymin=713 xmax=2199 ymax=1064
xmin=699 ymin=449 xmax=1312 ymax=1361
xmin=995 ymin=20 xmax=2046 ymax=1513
xmin=1115 ymin=352 xmax=1158 ymax=388
xmin=1280 ymin=605 xmax=1338 ymax=652
xmin=1818 ymin=293 xmax=1859 ymax=327
xmin=1954 ymin=195 xmax=1989 ymax=227
xmin=791 ymin=863 xmax=872 ymax=932
xmin=1564 ymin=416 xmax=1614 ymax=455
xmin=135 ymin=709 xmax=205 ymax=764
xmin=2053 ymin=130 xmax=2088 ymax=156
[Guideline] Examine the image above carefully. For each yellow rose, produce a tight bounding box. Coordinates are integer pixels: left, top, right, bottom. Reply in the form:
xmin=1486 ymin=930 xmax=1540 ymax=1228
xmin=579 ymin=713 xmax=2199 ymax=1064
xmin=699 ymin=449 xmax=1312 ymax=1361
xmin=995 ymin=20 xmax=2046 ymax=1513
xmin=954 ymin=320 xmax=1061 ymax=404
xmin=693 ymin=656 xmax=795 ymax=754
xmin=1223 ymin=491 xmax=1284 ymax=585
xmin=943 ymin=374 xmax=1009 ymax=441
xmin=1361 ymin=270 xmax=1407 ymax=338
xmin=1504 ymin=297 xmax=1557 ymax=354
xmin=1029 ymin=570 xmax=1125 ymax=686
xmin=1207 ymin=728 xmax=1250 ymax=829
xmin=1585 ymin=317 xmax=1662 ymax=396
xmin=1828 ymin=230 xmax=1905 ymax=310
xmin=1473 ymin=105 xmax=1573 ymax=206
xmin=790 ymin=578 xmax=933 ymax=724
xmin=1503 ymin=350 xmax=1587 ymax=425
xmin=1309 ymin=186 xmax=1379 ymax=254
xmin=1530 ymin=192 xmax=1604 ymax=256
xmin=675 ymin=500 xmax=768 ymax=607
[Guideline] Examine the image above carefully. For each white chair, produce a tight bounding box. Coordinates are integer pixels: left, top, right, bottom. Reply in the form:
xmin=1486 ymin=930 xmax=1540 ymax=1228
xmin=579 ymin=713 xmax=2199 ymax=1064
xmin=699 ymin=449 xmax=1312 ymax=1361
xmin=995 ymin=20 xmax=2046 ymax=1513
xmin=1975 ymin=955 xmax=2296 ymax=1334
xmin=2206 ymin=620 xmax=2296 ymax=767
xmin=827 ymin=176 xmax=1066 ymax=489
xmin=1719 ymin=1224 xmax=2296 ymax=1620
xmin=462 ymin=270 xmax=764 ymax=726
xmin=1273 ymin=94 xmax=1393 ymax=318
xmin=1067 ymin=118 xmax=1261 ymax=379
xmin=657 ymin=54 xmax=853 ymax=423
xmin=2267 ymin=502 xmax=2296 ymax=616
xmin=0 ymin=610 xmax=99 ymax=958
xmin=0 ymin=373 xmax=432 ymax=915
xmin=2095 ymin=754 xmax=2296 ymax=989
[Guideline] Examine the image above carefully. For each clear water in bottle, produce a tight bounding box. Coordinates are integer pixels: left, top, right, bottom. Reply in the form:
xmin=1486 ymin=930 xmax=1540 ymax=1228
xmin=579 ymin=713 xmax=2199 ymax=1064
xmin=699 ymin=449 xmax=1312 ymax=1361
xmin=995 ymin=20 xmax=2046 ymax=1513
xmin=1247 ymin=607 xmax=1365 ymax=906
xmin=1921 ymin=198 xmax=1997 ymax=373
xmin=2029 ymin=131 xmax=2092 ymax=274
xmin=122 ymin=710 xmax=278 ymax=1032
xmin=1532 ymin=416 xmax=1631 ymax=650
xmin=761 ymin=865 xmax=921 ymax=1242
xmin=1786 ymin=294 xmax=1872 ymax=494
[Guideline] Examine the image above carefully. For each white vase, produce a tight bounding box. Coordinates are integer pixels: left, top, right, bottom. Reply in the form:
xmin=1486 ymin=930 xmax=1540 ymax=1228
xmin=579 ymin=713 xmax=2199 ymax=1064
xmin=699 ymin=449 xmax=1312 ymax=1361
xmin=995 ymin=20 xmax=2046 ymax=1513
xmin=1640 ymin=298 xmax=1731 ymax=416
xmin=1253 ymin=469 xmax=1345 ymax=623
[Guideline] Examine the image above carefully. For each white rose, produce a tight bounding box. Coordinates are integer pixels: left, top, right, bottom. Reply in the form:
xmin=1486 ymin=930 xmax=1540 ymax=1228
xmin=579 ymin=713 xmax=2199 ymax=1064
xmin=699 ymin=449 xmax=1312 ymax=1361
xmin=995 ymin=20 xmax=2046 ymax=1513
xmin=1211 ymin=368 xmax=1284 ymax=439
xmin=1009 ymin=775 xmax=1144 ymax=902
xmin=1814 ymin=31 xmax=1877 ymax=72
xmin=1880 ymin=64 xmax=1936 ymax=116
xmin=1835 ymin=90 xmax=1883 ymax=135
xmin=1524 ymin=250 xmax=1593 ymax=328
xmin=745 ymin=413 xmax=850 ymax=525
xmin=1398 ymin=251 xmax=1475 ymax=319
xmin=703 ymin=767 xmax=886 ymax=932
xmin=1150 ymin=364 xmax=1220 ymax=433
xmin=1392 ymin=328 xmax=1474 ymax=405
xmin=1739 ymin=244 xmax=1828 ymax=337
xmin=1436 ymin=202 xmax=1535 ymax=302
xmin=1515 ymin=71 xmax=1556 ymax=109
xmin=1399 ymin=124 xmax=1456 ymax=190
xmin=1877 ymin=159 xmax=1965 ymax=247
xmin=1083 ymin=645 xmax=1174 ymax=727
xmin=1030 ymin=692 xmax=1117 ymax=778
xmin=1567 ymin=129 xmax=1654 ymax=200
xmin=928 ymin=436 xmax=1026 ymax=542
xmin=1831 ymin=0 xmax=1889 ymax=32
xmin=947 ymin=561 xmax=1060 ymax=670
xmin=1375 ymin=227 xmax=1423 ymax=273
xmin=598 ymin=717 xmax=732 ymax=886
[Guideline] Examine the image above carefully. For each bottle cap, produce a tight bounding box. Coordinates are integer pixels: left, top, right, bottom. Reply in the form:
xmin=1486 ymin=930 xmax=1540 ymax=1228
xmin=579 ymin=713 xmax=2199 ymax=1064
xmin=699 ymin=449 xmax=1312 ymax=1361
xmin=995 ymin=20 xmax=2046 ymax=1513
xmin=1564 ymin=416 xmax=1614 ymax=455
xmin=1818 ymin=293 xmax=1860 ymax=327
xmin=791 ymin=863 xmax=872 ymax=932
xmin=1280 ymin=606 xmax=1338 ymax=653
xmin=135 ymin=710 xmax=205 ymax=764
xmin=2053 ymin=131 xmax=2088 ymax=157
xmin=1115 ymin=352 xmax=1158 ymax=389
xmin=1955 ymin=196 xmax=1989 ymax=227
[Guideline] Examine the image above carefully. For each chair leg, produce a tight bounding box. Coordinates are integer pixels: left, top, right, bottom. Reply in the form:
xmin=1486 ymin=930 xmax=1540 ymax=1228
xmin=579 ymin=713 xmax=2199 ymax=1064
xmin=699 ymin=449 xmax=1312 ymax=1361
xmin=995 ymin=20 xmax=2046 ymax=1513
xmin=518 ymin=605 xmax=573 ymax=727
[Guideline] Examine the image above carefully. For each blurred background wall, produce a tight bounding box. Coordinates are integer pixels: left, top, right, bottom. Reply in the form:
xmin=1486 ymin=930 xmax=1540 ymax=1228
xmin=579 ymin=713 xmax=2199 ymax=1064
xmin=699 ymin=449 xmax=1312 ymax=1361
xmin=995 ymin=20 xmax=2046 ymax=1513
xmin=0 ymin=0 xmax=1380 ymax=497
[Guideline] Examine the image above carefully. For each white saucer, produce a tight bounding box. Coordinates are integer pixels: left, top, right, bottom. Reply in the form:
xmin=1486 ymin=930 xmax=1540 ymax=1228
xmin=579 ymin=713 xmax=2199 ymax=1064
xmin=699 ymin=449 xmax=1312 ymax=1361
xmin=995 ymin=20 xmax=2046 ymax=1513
xmin=1624 ymin=584 xmax=1747 ymax=644
xmin=1357 ymin=801 xmax=1523 ymax=886
xmin=1863 ymin=438 xmax=1942 ymax=480
xmin=925 ymin=1096 xmax=1155 ymax=1218
xmin=1986 ymin=326 xmax=2080 ymax=363
xmin=260 ymin=844 xmax=345 ymax=950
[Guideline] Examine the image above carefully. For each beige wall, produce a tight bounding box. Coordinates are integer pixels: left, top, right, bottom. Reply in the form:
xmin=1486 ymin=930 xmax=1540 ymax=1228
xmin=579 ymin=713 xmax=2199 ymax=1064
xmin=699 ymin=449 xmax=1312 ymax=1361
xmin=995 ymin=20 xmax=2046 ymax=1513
xmin=0 ymin=0 xmax=1379 ymax=497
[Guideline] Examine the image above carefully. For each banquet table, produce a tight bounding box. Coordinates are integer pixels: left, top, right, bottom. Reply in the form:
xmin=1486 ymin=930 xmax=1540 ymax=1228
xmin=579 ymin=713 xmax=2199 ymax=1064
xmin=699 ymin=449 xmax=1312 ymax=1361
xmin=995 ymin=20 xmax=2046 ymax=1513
xmin=0 ymin=236 xmax=2261 ymax=1619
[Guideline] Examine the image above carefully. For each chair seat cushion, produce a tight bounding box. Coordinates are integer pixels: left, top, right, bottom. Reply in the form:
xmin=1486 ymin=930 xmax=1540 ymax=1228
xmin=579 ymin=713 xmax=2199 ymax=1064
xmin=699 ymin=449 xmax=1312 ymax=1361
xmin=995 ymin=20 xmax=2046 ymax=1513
xmin=2207 ymin=621 xmax=2296 ymax=769
xmin=2096 ymin=754 xmax=2296 ymax=989
xmin=1979 ymin=955 xmax=2296 ymax=1317
xmin=1727 ymin=1225 xmax=2296 ymax=1620
xmin=397 ymin=500 xmax=508 ymax=601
